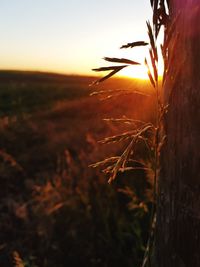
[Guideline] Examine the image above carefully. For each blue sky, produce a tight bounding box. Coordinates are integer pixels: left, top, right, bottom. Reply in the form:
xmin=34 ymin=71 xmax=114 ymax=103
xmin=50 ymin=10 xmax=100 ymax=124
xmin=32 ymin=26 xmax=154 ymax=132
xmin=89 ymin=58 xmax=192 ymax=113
xmin=0 ymin=0 xmax=152 ymax=77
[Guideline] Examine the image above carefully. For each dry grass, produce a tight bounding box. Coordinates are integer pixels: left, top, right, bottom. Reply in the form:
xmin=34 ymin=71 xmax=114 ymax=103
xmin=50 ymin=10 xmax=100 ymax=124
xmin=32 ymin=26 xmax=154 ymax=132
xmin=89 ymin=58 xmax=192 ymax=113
xmin=0 ymin=72 xmax=155 ymax=267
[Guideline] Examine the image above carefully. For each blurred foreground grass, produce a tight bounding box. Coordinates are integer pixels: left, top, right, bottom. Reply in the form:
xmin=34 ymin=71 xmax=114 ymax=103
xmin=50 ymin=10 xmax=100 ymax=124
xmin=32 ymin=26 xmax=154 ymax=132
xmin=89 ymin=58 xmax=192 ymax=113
xmin=0 ymin=71 xmax=155 ymax=267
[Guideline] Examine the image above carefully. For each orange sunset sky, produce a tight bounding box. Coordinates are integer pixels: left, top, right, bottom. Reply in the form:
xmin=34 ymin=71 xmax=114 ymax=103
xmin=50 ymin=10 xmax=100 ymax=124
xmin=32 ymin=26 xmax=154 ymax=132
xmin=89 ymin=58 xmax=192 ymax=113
xmin=0 ymin=0 xmax=163 ymax=79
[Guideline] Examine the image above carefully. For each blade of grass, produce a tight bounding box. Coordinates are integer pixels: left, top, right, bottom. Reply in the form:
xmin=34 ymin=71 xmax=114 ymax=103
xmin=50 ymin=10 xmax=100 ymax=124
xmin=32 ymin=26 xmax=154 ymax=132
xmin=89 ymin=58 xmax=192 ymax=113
xmin=104 ymin=57 xmax=140 ymax=65
xmin=145 ymin=58 xmax=156 ymax=88
xmin=120 ymin=41 xmax=148 ymax=49
xmin=92 ymin=65 xmax=128 ymax=84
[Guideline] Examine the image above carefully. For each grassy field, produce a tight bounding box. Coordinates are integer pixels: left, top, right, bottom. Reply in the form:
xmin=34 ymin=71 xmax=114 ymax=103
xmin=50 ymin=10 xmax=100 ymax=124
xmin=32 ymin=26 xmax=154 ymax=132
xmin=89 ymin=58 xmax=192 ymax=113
xmin=0 ymin=71 xmax=155 ymax=267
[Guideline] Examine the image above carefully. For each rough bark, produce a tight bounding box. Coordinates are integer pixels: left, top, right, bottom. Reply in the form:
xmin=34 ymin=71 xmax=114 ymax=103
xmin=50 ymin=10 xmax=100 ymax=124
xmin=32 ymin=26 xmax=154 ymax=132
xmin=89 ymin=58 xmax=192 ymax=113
xmin=156 ymin=1 xmax=200 ymax=266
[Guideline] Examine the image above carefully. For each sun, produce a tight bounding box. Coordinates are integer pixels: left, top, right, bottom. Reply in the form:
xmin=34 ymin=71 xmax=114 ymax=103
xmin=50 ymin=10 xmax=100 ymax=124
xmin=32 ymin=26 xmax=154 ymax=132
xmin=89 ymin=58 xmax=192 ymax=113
xmin=120 ymin=64 xmax=149 ymax=80
xmin=119 ymin=60 xmax=164 ymax=80
xmin=116 ymin=44 xmax=164 ymax=80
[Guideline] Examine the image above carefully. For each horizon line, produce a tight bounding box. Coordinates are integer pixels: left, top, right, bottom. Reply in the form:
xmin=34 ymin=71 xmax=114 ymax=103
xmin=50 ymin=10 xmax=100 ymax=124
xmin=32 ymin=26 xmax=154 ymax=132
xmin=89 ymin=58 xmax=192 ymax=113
xmin=0 ymin=68 xmax=157 ymax=81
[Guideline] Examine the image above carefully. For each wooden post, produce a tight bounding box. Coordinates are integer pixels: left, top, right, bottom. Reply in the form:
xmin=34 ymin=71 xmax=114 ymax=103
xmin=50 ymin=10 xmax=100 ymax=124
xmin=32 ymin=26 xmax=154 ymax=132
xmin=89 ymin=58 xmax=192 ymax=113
xmin=156 ymin=1 xmax=200 ymax=266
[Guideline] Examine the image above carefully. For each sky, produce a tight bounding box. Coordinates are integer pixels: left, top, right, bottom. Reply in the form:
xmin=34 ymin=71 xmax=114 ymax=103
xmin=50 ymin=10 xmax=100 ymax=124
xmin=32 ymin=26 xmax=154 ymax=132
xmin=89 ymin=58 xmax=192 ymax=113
xmin=0 ymin=0 xmax=153 ymax=78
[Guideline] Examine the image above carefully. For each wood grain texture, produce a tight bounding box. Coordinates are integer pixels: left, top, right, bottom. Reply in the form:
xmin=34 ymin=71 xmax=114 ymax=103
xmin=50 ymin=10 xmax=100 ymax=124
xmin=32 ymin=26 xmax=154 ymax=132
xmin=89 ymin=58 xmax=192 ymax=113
xmin=156 ymin=1 xmax=200 ymax=266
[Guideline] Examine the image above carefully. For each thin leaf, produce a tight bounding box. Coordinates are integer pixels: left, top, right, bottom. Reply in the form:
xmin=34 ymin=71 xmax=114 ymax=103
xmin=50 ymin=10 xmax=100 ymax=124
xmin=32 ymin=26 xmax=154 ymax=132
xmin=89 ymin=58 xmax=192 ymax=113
xmin=104 ymin=57 xmax=140 ymax=65
xmin=98 ymin=91 xmax=146 ymax=101
xmin=90 ymin=89 xmax=149 ymax=98
xmin=106 ymin=166 xmax=151 ymax=174
xmin=153 ymin=0 xmax=159 ymax=36
xmin=109 ymin=138 xmax=136 ymax=183
xmin=146 ymin=21 xmax=158 ymax=62
xmin=103 ymin=118 xmax=150 ymax=126
xmin=153 ymin=0 xmax=158 ymax=14
xmin=99 ymin=130 xmax=138 ymax=144
xmin=160 ymin=44 xmax=167 ymax=84
xmin=90 ymin=89 xmax=124 ymax=96
xmin=92 ymin=66 xmax=126 ymax=72
xmin=120 ymin=41 xmax=148 ymax=49
xmin=166 ymin=0 xmax=170 ymax=10
xmin=89 ymin=156 xmax=120 ymax=168
xmin=92 ymin=65 xmax=128 ymax=84
xmin=149 ymin=49 xmax=158 ymax=82
xmin=145 ymin=58 xmax=156 ymax=88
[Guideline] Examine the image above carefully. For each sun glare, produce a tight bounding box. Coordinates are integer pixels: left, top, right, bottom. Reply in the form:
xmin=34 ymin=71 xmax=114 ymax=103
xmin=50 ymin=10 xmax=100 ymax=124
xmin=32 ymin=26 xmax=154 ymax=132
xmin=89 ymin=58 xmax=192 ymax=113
xmin=119 ymin=59 xmax=164 ymax=80
xmin=120 ymin=64 xmax=149 ymax=80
